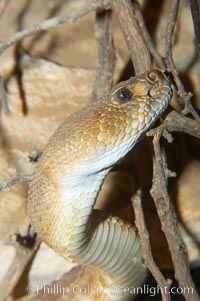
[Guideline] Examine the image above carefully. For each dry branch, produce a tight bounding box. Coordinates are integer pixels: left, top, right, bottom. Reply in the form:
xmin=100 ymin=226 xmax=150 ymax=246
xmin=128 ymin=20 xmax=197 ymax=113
xmin=148 ymin=111 xmax=200 ymax=140
xmin=150 ymin=130 xmax=199 ymax=301
xmin=132 ymin=1 xmax=166 ymax=70
xmin=91 ymin=9 xmax=116 ymax=100
xmin=0 ymin=0 xmax=110 ymax=56
xmin=189 ymin=0 xmax=200 ymax=56
xmin=132 ymin=191 xmax=171 ymax=301
xmin=0 ymin=230 xmax=40 ymax=300
xmin=112 ymin=0 xmax=151 ymax=74
xmin=165 ymin=0 xmax=200 ymax=122
xmin=0 ymin=173 xmax=31 ymax=193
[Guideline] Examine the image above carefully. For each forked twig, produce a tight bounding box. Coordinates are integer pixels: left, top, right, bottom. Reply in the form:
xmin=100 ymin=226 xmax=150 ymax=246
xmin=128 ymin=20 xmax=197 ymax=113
xmin=148 ymin=110 xmax=200 ymax=140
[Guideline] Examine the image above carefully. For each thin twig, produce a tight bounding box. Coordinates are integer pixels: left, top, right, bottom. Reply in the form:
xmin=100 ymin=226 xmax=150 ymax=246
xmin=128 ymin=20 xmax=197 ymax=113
xmin=165 ymin=0 xmax=200 ymax=122
xmin=27 ymin=0 xmax=66 ymax=51
xmin=147 ymin=110 xmax=200 ymax=140
xmin=165 ymin=0 xmax=183 ymax=92
xmin=150 ymin=130 xmax=199 ymax=301
xmin=91 ymin=9 xmax=116 ymax=100
xmin=112 ymin=0 xmax=151 ymax=74
xmin=189 ymin=0 xmax=200 ymax=55
xmin=0 ymin=173 xmax=31 ymax=192
xmin=0 ymin=0 xmax=110 ymax=56
xmin=132 ymin=190 xmax=171 ymax=301
xmin=133 ymin=1 xmax=166 ymax=70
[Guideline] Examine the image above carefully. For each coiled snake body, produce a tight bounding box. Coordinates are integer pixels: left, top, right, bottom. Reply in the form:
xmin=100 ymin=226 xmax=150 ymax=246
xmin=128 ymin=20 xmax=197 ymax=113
xmin=28 ymin=70 xmax=172 ymax=300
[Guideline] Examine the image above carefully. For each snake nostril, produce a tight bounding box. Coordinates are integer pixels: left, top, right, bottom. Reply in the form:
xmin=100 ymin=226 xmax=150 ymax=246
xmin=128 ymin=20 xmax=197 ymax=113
xmin=146 ymin=70 xmax=163 ymax=84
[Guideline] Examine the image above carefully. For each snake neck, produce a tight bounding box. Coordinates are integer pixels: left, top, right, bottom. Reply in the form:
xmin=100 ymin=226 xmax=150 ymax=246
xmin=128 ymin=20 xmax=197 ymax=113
xmin=28 ymin=161 xmax=110 ymax=259
xmin=60 ymin=168 xmax=110 ymax=252
xmin=28 ymin=163 xmax=146 ymax=297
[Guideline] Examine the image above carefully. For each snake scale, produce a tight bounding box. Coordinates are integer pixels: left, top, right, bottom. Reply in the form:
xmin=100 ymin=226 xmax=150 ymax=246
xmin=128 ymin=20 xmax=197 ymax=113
xmin=28 ymin=70 xmax=172 ymax=300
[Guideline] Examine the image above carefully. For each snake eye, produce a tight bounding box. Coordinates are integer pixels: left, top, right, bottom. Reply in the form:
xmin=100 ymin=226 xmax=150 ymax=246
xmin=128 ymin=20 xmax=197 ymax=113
xmin=115 ymin=87 xmax=132 ymax=102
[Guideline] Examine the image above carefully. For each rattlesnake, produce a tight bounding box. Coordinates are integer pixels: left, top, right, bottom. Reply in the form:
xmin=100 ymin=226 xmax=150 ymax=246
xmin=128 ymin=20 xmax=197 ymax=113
xmin=28 ymin=69 xmax=172 ymax=300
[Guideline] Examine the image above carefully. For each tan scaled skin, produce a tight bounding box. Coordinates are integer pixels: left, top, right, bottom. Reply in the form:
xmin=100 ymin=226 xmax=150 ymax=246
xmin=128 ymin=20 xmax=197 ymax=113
xmin=28 ymin=70 xmax=173 ymax=301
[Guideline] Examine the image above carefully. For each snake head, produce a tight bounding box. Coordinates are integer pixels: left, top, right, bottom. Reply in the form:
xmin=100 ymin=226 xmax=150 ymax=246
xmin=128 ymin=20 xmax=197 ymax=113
xmin=96 ymin=69 xmax=172 ymax=146
xmin=74 ymin=69 xmax=173 ymax=172
xmin=38 ymin=70 xmax=173 ymax=175
xmin=109 ymin=69 xmax=171 ymax=107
